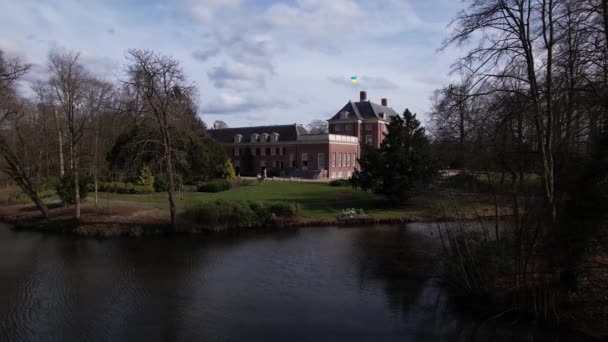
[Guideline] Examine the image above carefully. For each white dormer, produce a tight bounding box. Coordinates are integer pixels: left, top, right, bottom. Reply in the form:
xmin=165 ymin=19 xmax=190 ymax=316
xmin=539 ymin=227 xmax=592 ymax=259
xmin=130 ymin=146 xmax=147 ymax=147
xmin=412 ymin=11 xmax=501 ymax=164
xmin=271 ymin=132 xmax=279 ymax=142
xmin=340 ymin=111 xmax=349 ymax=119
xmin=261 ymin=133 xmax=269 ymax=142
xmin=234 ymin=134 xmax=243 ymax=143
xmin=251 ymin=133 xmax=259 ymax=143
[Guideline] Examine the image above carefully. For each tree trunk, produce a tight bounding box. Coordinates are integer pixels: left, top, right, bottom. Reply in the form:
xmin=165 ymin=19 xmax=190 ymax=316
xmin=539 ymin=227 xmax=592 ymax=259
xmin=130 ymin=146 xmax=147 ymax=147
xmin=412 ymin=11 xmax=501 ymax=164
xmin=0 ymin=137 xmax=50 ymax=220
xmin=164 ymin=139 xmax=177 ymax=230
xmin=70 ymin=133 xmax=80 ymax=220
xmin=54 ymin=108 xmax=65 ymax=177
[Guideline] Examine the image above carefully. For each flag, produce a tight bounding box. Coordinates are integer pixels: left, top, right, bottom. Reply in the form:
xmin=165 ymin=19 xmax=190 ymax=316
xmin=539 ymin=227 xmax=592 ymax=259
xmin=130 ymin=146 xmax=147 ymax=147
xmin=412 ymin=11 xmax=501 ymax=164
xmin=350 ymin=76 xmax=357 ymax=83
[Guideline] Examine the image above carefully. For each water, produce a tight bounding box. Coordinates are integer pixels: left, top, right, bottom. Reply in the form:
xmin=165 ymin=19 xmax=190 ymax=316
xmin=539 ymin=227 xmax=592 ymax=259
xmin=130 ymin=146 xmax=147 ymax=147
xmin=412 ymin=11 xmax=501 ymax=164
xmin=0 ymin=223 xmax=591 ymax=341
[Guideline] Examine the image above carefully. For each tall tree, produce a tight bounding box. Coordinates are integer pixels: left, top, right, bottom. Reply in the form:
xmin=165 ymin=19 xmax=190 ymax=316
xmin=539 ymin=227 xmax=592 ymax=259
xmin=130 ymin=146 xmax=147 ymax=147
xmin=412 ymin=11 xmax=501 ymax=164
xmin=48 ymin=50 xmax=90 ymax=220
xmin=124 ymin=50 xmax=196 ymax=230
xmin=352 ymin=109 xmax=436 ymax=203
xmin=0 ymin=51 xmax=49 ymax=219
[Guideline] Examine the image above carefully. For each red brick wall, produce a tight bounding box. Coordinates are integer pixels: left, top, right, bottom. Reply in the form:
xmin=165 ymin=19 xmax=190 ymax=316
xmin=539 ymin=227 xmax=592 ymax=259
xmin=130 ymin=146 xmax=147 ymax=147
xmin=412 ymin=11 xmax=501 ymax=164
xmin=328 ymin=143 xmax=359 ymax=178
xmin=223 ymin=141 xmax=358 ymax=178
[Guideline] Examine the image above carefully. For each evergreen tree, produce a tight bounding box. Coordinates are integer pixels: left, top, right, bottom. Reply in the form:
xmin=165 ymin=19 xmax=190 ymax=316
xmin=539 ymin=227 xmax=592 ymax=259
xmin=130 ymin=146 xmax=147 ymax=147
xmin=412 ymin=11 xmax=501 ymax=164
xmin=136 ymin=165 xmax=155 ymax=193
xmin=352 ymin=109 xmax=436 ymax=203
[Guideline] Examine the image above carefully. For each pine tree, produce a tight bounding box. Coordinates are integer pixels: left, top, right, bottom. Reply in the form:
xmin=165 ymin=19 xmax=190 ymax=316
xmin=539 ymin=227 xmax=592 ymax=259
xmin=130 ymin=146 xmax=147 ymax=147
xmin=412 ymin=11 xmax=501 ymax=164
xmin=137 ymin=165 xmax=155 ymax=193
xmin=352 ymin=109 xmax=436 ymax=203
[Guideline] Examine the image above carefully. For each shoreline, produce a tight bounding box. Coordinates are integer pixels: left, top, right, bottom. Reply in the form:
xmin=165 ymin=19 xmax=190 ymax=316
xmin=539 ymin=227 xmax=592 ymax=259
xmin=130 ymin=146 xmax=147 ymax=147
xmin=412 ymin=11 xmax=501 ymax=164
xmin=0 ymin=205 xmax=514 ymax=238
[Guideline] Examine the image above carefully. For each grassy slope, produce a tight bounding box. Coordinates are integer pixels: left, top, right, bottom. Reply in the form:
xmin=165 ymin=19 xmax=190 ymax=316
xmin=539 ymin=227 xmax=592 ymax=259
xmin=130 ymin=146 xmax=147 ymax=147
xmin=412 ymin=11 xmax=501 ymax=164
xmin=94 ymin=181 xmax=499 ymax=220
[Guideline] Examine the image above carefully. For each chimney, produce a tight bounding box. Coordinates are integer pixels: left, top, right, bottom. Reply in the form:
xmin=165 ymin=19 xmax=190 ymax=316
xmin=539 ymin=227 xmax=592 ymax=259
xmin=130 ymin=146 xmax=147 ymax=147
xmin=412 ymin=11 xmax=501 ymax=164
xmin=359 ymin=91 xmax=367 ymax=102
xmin=381 ymin=98 xmax=388 ymax=106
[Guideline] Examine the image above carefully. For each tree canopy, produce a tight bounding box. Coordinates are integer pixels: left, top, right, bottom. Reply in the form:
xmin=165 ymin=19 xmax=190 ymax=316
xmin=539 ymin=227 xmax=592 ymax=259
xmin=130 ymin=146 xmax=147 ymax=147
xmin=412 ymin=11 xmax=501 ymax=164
xmin=352 ymin=109 xmax=436 ymax=203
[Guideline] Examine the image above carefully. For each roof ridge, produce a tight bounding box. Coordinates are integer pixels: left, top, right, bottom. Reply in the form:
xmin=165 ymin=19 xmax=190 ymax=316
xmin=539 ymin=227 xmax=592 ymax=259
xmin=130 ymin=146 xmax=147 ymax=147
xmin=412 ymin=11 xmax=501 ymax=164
xmin=211 ymin=124 xmax=302 ymax=130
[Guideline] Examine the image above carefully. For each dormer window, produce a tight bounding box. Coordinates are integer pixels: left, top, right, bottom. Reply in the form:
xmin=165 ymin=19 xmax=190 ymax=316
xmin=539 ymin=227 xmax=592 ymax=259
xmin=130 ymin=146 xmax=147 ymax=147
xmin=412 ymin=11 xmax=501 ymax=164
xmin=271 ymin=132 xmax=279 ymax=142
xmin=251 ymin=133 xmax=259 ymax=143
xmin=379 ymin=112 xmax=386 ymax=119
xmin=261 ymin=133 xmax=269 ymax=142
xmin=340 ymin=111 xmax=349 ymax=119
xmin=234 ymin=134 xmax=242 ymax=143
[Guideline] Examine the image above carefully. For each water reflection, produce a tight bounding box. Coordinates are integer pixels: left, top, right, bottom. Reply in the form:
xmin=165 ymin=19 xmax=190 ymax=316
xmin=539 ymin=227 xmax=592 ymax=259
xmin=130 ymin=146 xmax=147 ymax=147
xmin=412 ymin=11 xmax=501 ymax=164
xmin=0 ymin=224 xmax=593 ymax=341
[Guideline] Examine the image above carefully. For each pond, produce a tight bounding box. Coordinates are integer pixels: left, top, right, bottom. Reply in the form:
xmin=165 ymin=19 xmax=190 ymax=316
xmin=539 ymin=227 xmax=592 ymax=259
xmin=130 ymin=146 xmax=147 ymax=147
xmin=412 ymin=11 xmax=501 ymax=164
xmin=0 ymin=223 xmax=590 ymax=341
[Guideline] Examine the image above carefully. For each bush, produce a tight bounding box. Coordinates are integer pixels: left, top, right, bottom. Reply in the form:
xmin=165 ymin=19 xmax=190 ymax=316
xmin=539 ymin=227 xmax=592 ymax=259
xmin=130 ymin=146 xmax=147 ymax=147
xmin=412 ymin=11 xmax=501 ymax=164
xmin=183 ymin=200 xmax=301 ymax=229
xmin=221 ymin=159 xmax=237 ymax=183
xmin=267 ymin=202 xmax=300 ymax=217
xmin=7 ymin=188 xmax=56 ymax=204
xmin=55 ymin=175 xmax=89 ymax=205
xmin=183 ymin=200 xmax=272 ymax=229
xmin=154 ymin=173 xmax=168 ymax=192
xmin=329 ymin=179 xmax=351 ymax=187
xmin=136 ymin=165 xmax=155 ymax=193
xmin=197 ymin=179 xmax=232 ymax=193
xmin=98 ymin=181 xmax=151 ymax=194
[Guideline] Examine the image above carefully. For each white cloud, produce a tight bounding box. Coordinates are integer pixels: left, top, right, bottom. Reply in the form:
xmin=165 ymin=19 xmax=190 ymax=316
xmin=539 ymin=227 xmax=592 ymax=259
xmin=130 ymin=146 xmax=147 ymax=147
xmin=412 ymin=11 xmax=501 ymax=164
xmin=264 ymin=0 xmax=363 ymax=37
xmin=207 ymin=62 xmax=267 ymax=91
xmin=328 ymin=75 xmax=399 ymax=90
xmin=203 ymin=93 xmax=290 ymax=114
xmin=178 ymin=0 xmax=243 ymax=24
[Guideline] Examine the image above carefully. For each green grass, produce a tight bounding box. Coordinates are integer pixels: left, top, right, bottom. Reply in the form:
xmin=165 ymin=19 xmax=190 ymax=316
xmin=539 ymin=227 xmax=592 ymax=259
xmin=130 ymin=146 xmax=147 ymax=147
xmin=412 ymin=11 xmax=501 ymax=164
xmin=97 ymin=181 xmax=396 ymax=219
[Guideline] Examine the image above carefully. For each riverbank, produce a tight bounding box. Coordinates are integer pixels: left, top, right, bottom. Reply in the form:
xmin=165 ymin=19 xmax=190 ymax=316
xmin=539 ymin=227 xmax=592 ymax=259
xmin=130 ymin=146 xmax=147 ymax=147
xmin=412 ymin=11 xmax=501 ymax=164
xmin=0 ymin=191 xmax=513 ymax=238
xmin=0 ymin=205 xmax=514 ymax=238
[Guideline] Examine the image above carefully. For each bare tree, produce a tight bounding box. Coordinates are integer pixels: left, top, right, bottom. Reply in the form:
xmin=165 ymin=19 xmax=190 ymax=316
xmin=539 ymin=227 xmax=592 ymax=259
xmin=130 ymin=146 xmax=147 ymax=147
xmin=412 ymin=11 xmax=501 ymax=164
xmin=307 ymin=119 xmax=328 ymax=134
xmin=0 ymin=51 xmax=49 ymax=219
xmin=213 ymin=120 xmax=228 ymax=129
xmin=124 ymin=49 xmax=196 ymax=230
xmin=444 ymin=0 xmax=564 ymax=221
xmin=48 ymin=50 xmax=90 ymax=220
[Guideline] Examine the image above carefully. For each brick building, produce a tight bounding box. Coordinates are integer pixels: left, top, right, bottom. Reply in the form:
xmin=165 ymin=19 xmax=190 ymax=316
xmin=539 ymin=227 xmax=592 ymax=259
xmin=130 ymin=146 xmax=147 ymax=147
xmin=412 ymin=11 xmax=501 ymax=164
xmin=208 ymin=91 xmax=398 ymax=179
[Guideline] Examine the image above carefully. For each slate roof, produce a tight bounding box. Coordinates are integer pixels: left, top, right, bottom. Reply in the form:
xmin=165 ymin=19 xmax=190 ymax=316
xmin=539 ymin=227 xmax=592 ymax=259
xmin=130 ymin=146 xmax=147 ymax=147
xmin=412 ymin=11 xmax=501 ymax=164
xmin=328 ymin=100 xmax=399 ymax=121
xmin=208 ymin=124 xmax=307 ymax=143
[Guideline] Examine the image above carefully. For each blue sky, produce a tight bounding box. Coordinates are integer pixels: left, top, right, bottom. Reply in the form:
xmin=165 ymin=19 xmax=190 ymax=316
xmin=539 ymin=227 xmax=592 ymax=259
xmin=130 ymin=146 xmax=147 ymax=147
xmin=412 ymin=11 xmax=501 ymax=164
xmin=0 ymin=0 xmax=465 ymax=127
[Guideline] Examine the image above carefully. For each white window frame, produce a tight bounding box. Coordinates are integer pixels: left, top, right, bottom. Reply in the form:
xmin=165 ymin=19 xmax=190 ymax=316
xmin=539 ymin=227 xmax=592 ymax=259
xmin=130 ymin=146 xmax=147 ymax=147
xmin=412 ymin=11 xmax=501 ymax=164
xmin=332 ymin=152 xmax=336 ymax=168
xmin=365 ymin=124 xmax=372 ymax=131
xmin=302 ymin=153 xmax=308 ymax=169
xmin=317 ymin=153 xmax=325 ymax=170
xmin=234 ymin=148 xmax=240 ymax=157
xmin=366 ymin=135 xmax=373 ymax=145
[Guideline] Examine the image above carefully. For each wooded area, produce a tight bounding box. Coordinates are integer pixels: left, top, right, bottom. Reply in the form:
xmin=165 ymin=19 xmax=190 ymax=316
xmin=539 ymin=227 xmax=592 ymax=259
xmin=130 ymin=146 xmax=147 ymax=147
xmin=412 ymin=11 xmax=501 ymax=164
xmin=0 ymin=49 xmax=230 ymax=229
xmin=429 ymin=0 xmax=608 ymax=326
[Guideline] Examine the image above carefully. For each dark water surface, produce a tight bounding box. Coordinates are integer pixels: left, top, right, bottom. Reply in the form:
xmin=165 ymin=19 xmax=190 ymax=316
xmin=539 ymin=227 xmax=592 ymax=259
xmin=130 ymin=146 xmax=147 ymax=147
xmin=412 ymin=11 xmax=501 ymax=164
xmin=0 ymin=223 xmax=591 ymax=341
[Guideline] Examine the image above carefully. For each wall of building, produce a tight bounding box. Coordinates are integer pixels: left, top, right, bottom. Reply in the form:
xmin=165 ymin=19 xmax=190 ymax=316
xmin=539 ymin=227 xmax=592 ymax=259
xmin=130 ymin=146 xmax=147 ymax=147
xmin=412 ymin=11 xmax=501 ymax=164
xmin=328 ymin=143 xmax=359 ymax=179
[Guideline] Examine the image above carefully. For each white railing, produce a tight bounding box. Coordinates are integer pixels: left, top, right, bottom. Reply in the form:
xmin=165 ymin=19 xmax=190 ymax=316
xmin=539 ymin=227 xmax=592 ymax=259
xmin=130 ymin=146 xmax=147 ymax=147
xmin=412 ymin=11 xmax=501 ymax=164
xmin=297 ymin=134 xmax=358 ymax=144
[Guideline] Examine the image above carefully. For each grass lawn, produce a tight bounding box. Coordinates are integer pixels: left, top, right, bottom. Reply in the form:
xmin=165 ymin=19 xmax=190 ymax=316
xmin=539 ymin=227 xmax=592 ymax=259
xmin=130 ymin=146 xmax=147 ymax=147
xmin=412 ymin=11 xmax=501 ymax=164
xmin=94 ymin=180 xmax=500 ymax=220
xmin=96 ymin=181 xmax=392 ymax=219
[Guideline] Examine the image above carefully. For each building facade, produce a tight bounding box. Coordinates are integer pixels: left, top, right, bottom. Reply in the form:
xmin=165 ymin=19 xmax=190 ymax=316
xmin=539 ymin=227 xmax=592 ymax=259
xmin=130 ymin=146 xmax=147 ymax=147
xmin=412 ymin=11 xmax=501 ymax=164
xmin=208 ymin=91 xmax=398 ymax=179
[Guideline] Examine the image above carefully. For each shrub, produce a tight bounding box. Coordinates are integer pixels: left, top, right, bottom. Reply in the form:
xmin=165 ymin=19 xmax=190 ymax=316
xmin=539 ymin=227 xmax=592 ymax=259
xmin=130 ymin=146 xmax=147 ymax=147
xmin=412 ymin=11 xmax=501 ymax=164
xmin=182 ymin=200 xmax=301 ymax=229
xmin=136 ymin=165 xmax=155 ymax=193
xmin=97 ymin=181 xmax=152 ymax=194
xmin=183 ymin=200 xmax=272 ymax=229
xmin=221 ymin=159 xmax=237 ymax=183
xmin=197 ymin=179 xmax=232 ymax=193
xmin=55 ymin=175 xmax=89 ymax=205
xmin=329 ymin=179 xmax=351 ymax=187
xmin=7 ymin=189 xmax=56 ymax=204
xmin=267 ymin=202 xmax=300 ymax=217
xmin=154 ymin=173 xmax=168 ymax=192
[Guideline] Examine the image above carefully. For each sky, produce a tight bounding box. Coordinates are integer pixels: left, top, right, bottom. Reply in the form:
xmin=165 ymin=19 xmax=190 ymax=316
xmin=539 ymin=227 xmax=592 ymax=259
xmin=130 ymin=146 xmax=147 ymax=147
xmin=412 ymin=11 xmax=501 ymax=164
xmin=0 ymin=0 xmax=466 ymax=127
